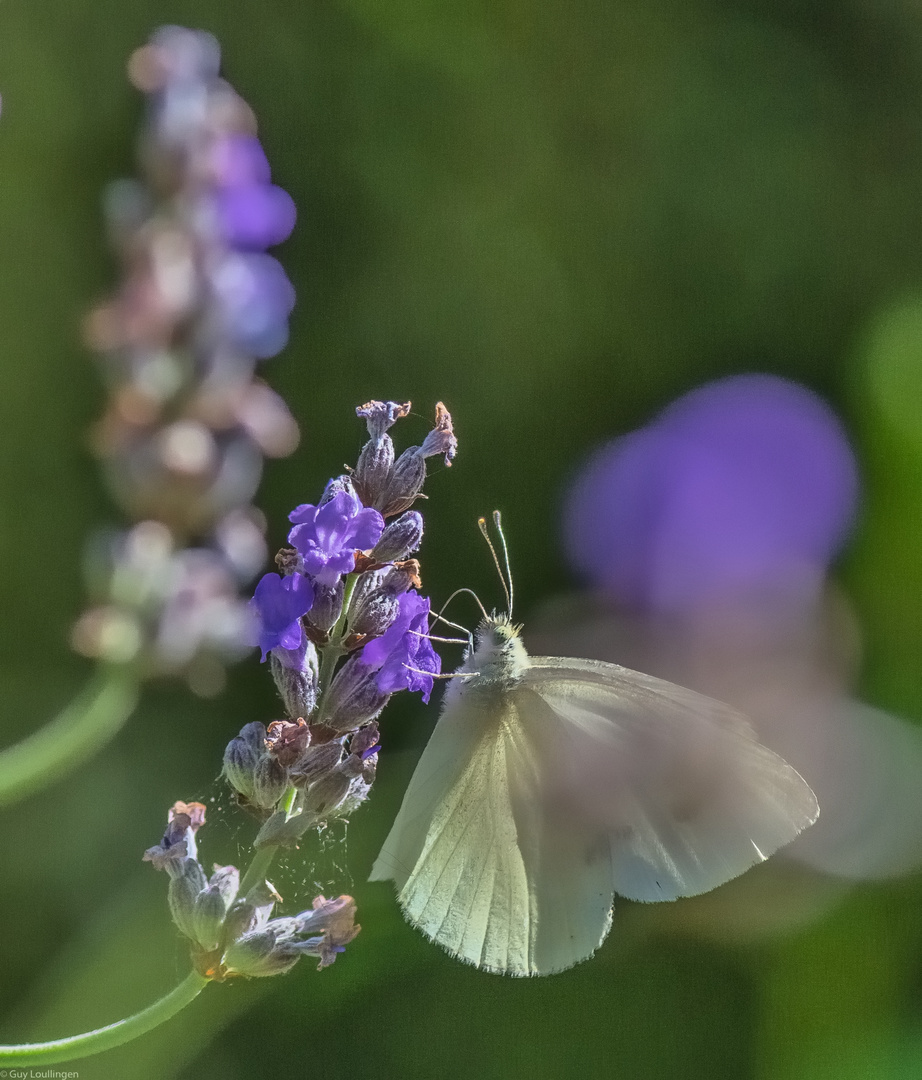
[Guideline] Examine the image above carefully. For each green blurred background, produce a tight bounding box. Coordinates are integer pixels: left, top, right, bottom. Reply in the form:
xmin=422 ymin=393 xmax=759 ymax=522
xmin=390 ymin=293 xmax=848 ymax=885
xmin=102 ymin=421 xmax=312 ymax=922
xmin=4 ymin=0 xmax=922 ymax=1076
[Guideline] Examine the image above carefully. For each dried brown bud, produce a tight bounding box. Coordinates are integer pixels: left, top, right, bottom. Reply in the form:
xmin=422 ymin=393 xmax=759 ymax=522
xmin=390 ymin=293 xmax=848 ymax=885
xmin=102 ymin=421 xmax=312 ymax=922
xmin=265 ymin=719 xmax=311 ymax=767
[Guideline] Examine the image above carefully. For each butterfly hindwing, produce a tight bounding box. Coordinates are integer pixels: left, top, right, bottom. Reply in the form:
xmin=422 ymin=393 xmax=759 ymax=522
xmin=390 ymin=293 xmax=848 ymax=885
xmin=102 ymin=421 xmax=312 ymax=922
xmin=524 ymin=655 xmax=820 ymax=902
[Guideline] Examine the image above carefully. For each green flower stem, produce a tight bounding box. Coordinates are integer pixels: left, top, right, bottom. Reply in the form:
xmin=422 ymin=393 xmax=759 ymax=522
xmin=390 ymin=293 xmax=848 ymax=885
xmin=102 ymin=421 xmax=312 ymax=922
xmin=315 ymin=644 xmax=344 ymax=712
xmin=238 ymin=842 xmax=280 ymax=897
xmin=315 ymin=572 xmax=359 ymax=722
xmin=0 ymin=664 xmax=140 ymax=808
xmin=0 ymin=970 xmax=209 ymax=1066
xmin=335 ymin=572 xmax=360 ymax=644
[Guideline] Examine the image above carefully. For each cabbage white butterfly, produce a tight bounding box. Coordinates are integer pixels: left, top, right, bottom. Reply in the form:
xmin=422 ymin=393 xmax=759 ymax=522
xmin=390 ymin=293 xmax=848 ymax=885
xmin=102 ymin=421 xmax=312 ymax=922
xmin=370 ymin=515 xmax=819 ymax=976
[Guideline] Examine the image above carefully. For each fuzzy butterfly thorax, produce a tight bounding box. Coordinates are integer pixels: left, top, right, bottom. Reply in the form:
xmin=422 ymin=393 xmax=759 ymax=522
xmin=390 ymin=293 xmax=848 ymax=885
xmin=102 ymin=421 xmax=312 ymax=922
xmin=447 ymin=615 xmax=530 ymax=702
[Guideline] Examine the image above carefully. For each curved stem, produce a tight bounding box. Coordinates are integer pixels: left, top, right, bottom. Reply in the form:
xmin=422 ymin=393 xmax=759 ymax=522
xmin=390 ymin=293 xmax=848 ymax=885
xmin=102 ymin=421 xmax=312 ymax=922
xmin=0 ymin=971 xmax=209 ymax=1066
xmin=0 ymin=664 xmax=140 ymax=807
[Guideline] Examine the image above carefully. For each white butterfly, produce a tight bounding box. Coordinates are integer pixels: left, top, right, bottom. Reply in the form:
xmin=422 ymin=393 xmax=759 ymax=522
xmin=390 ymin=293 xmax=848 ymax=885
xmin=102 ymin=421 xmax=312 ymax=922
xmin=370 ymin=523 xmax=819 ymax=976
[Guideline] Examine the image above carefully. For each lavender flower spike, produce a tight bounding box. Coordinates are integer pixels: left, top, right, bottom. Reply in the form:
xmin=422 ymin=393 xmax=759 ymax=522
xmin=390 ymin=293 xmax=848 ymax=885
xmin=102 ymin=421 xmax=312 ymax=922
xmin=74 ymin=25 xmax=303 ymax=696
xmin=288 ymin=490 xmax=384 ymax=586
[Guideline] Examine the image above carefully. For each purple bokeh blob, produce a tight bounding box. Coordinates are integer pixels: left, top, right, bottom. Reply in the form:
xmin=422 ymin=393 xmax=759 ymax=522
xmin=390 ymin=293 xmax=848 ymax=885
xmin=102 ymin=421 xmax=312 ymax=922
xmin=563 ymin=374 xmax=860 ymax=613
xmin=211 ymin=184 xmax=296 ymax=250
xmin=210 ymin=135 xmax=272 ymax=186
xmin=211 ymin=252 xmax=296 ymax=359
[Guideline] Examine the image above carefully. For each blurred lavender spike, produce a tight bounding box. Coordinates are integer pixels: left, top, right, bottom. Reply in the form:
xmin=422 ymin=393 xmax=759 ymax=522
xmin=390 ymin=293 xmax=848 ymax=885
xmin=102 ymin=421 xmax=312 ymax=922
xmin=74 ymin=27 xmax=301 ymax=695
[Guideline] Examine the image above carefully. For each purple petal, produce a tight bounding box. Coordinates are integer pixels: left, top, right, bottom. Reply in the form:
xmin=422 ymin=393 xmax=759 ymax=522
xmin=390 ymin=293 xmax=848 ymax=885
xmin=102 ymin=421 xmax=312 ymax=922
xmin=360 ymin=592 xmax=440 ymax=701
xmin=250 ymin=572 xmax=314 ymax=661
xmin=344 ymin=506 xmax=385 ymax=551
xmin=289 ymin=503 xmax=319 ymax=526
xmin=278 ymin=621 xmax=304 ymax=652
xmin=313 ymin=495 xmax=355 ymax=553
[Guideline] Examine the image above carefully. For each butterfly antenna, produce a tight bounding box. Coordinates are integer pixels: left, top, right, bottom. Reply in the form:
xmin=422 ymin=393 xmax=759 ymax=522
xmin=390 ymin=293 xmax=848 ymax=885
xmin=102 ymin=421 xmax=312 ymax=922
xmin=403 ymin=664 xmax=480 ymax=681
xmin=492 ymin=510 xmax=514 ymax=619
xmin=436 ymin=587 xmax=488 ymax=625
xmin=478 ymin=514 xmax=512 ymax=617
xmin=410 ymin=630 xmax=470 ymax=645
xmin=430 ymin=612 xmax=473 ymax=636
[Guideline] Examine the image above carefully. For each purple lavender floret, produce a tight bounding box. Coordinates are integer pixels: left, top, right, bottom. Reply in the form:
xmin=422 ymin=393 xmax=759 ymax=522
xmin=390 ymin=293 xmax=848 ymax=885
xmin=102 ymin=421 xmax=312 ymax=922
xmin=250 ymin=572 xmax=314 ymax=661
xmin=205 ymin=131 xmax=296 ymax=250
xmin=211 ymin=184 xmax=297 ymax=250
xmin=208 ymin=135 xmax=272 ymax=186
xmin=360 ymin=592 xmax=440 ymax=703
xmin=288 ymin=491 xmax=385 ymax=587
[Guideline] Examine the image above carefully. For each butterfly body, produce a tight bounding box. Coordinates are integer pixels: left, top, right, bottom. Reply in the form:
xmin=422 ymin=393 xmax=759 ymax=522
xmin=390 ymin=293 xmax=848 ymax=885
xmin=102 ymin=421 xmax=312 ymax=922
xmin=371 ymin=614 xmax=818 ymax=976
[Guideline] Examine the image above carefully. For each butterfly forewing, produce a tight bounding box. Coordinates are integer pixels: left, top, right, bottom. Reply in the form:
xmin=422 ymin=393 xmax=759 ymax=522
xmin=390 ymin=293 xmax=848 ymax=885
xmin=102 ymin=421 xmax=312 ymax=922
xmin=524 ymin=656 xmax=820 ymax=902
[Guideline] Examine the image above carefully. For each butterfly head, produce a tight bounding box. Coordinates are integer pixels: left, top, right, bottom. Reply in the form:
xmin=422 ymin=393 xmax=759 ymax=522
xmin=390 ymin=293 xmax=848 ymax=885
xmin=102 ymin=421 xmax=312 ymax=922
xmin=442 ymin=513 xmax=528 ymax=697
xmin=464 ymin=613 xmax=529 ymax=690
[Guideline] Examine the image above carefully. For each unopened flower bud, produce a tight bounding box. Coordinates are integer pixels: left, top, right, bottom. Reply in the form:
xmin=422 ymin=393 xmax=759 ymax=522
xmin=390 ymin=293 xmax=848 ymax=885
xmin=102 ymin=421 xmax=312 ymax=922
xmin=193 ymin=865 xmax=240 ymax=950
xmin=168 ymin=857 xmax=208 ymax=941
xmin=340 ymin=752 xmax=368 ymax=779
xmin=323 ymin=655 xmax=389 ymax=732
xmin=306 ymin=580 xmax=344 ymax=634
xmin=289 ymin=740 xmax=344 ymax=786
xmin=223 ymin=881 xmax=278 ymax=946
xmin=223 ymin=722 xmax=267 ymax=801
xmin=319 ymin=474 xmax=359 ymax=506
xmin=251 ymin=754 xmax=290 ymax=810
xmin=377 ymin=450 xmax=425 ymax=518
xmin=223 ymin=929 xmax=300 ymax=978
xmin=354 ymin=401 xmax=411 ymax=507
xmin=381 ymin=559 xmax=422 ymax=594
xmin=349 ymin=591 xmax=400 ymax=640
xmin=222 ymin=890 xmax=360 ymax=976
xmin=371 ymin=511 xmax=424 ymax=563
xmin=375 ymin=403 xmax=457 ymax=517
xmin=265 ymin=718 xmax=310 ymax=767
xmin=302 ymin=770 xmax=352 ymax=817
xmin=270 ymin=638 xmax=319 ymax=719
xmin=253 ymin=807 xmax=313 ymax=848
xmin=336 ymin=759 xmax=376 ymax=816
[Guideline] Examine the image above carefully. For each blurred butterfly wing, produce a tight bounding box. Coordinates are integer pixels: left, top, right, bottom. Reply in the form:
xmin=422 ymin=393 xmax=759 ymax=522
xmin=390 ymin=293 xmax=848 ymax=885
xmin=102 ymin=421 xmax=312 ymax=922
xmin=525 ymin=656 xmax=819 ymax=903
xmin=370 ymin=691 xmax=614 ymax=975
